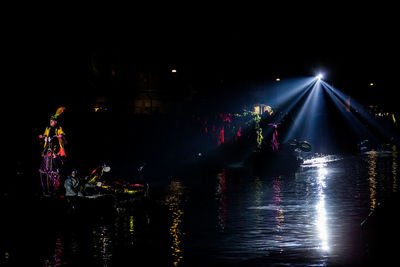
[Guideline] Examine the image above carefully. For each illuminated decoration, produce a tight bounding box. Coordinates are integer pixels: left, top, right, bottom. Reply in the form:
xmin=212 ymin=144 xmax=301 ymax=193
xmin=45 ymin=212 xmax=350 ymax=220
xmin=87 ymin=165 xmax=110 ymax=184
xmin=212 ymin=113 xmax=233 ymax=146
xmin=236 ymin=126 xmax=242 ymax=140
xmin=91 ymin=97 xmax=108 ymax=112
xmin=265 ymin=105 xmax=273 ymax=115
xmin=252 ymin=104 xmax=273 ymax=115
xmin=93 ymin=105 xmax=108 ymax=112
xmin=42 ymin=122 xmax=66 ymax=158
xmin=256 ymin=127 xmax=263 ymax=150
xmin=276 ymin=78 xmax=281 ymax=82
xmin=232 ymin=110 xmax=265 ymax=149
xmin=217 ymin=127 xmax=225 ymax=146
xmin=53 ymin=106 xmax=66 ymax=119
xmin=268 ymin=123 xmax=281 ymax=152
xmin=123 ymin=188 xmax=139 ymax=194
xmin=130 ymin=216 xmax=135 ymax=232
xmin=171 ymin=68 xmax=177 ymax=73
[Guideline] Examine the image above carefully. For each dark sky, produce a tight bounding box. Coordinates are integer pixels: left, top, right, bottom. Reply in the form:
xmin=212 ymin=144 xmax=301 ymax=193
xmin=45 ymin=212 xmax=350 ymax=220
xmin=7 ymin=9 xmax=399 ymax=115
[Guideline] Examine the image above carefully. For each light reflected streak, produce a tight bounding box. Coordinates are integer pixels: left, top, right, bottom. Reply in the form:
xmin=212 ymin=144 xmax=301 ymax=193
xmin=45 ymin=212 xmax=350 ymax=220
xmin=92 ymin=226 xmax=112 ymax=265
xmin=41 ymin=237 xmax=64 ymax=266
xmin=215 ymin=169 xmax=227 ymax=231
xmin=165 ymin=181 xmax=186 ymax=266
xmin=253 ymin=176 xmax=265 ymax=226
xmin=393 ymin=145 xmax=398 ymax=192
xmin=366 ymin=152 xmax=378 ymax=211
xmin=273 ymin=176 xmax=285 ymax=231
xmin=273 ymin=176 xmax=285 ymax=253
xmin=316 ymin=165 xmax=329 ymax=251
xmin=129 ymin=215 xmax=135 ymax=246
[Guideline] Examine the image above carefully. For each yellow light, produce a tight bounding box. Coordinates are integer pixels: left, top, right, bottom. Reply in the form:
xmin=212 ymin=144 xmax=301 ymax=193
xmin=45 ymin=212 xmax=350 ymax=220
xmin=124 ymin=188 xmax=138 ymax=194
xmin=275 ymin=78 xmax=280 ymax=82
xmin=129 ymin=216 xmax=134 ymax=232
xmin=369 ymin=82 xmax=374 ymax=86
xmin=171 ymin=69 xmax=177 ymax=73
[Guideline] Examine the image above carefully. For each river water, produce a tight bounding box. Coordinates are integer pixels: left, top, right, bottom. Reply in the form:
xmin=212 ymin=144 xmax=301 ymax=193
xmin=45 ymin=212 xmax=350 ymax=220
xmin=2 ymin=148 xmax=399 ymax=266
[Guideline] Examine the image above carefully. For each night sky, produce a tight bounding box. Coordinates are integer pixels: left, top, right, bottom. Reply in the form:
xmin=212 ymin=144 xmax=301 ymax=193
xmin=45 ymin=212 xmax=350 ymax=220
xmin=7 ymin=9 xmax=400 ymax=124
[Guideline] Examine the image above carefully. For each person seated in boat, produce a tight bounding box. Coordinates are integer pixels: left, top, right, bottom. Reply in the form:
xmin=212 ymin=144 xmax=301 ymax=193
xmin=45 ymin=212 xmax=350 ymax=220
xmin=64 ymin=169 xmax=82 ymax=197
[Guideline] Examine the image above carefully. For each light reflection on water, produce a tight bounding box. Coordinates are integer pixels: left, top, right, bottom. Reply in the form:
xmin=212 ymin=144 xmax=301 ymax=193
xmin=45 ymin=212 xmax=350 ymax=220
xmin=366 ymin=152 xmax=378 ymax=211
xmin=41 ymin=237 xmax=64 ymax=266
xmin=165 ymin=180 xmax=186 ymax=266
xmin=393 ymin=145 xmax=398 ymax=192
xmin=315 ymin=166 xmax=329 ymax=251
xmin=4 ymin=151 xmax=400 ymax=266
xmin=215 ymin=169 xmax=227 ymax=231
xmin=92 ymin=225 xmax=113 ymax=266
xmin=186 ymin=153 xmax=399 ymax=266
xmin=273 ymin=176 xmax=284 ymax=253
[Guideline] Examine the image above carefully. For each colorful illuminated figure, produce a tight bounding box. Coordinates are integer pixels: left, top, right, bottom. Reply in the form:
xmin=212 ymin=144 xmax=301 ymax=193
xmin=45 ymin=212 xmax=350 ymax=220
xmin=38 ymin=107 xmax=67 ymax=195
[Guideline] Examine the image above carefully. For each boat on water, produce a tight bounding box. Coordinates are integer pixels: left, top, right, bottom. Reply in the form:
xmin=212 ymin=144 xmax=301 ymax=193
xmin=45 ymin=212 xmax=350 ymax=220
xmin=39 ymin=180 xmax=149 ymax=216
xmin=39 ymin=163 xmax=150 ymax=216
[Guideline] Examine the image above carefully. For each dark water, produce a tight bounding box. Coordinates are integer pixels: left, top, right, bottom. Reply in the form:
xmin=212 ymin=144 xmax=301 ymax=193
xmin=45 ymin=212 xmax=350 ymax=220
xmin=2 ymin=148 xmax=400 ymax=266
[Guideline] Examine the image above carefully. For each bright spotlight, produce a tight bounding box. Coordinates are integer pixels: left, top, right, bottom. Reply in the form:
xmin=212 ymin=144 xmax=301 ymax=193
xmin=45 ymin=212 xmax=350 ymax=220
xmin=316 ymin=73 xmax=323 ymax=80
